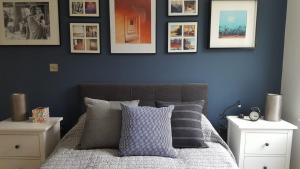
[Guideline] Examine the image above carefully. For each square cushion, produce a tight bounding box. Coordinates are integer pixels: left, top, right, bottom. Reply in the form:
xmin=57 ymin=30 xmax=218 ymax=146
xmin=156 ymin=100 xmax=208 ymax=148
xmin=119 ymin=105 xmax=177 ymax=158
xmin=79 ymin=98 xmax=139 ymax=149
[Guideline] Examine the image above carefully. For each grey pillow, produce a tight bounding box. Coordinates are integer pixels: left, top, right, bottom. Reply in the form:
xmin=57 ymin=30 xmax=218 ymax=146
xmin=79 ymin=98 xmax=139 ymax=149
xmin=119 ymin=104 xmax=177 ymax=158
xmin=156 ymin=100 xmax=208 ymax=148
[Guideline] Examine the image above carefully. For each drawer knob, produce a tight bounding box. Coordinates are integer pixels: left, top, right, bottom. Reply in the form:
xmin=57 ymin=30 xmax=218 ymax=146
xmin=263 ymin=166 xmax=267 ymax=169
xmin=265 ymin=143 xmax=269 ymax=146
xmin=15 ymin=145 xmax=20 ymax=149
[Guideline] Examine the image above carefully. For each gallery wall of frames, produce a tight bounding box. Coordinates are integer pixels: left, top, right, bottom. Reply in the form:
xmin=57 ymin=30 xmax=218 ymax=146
xmin=0 ymin=0 xmax=287 ymax=134
xmin=0 ymin=0 xmax=257 ymax=52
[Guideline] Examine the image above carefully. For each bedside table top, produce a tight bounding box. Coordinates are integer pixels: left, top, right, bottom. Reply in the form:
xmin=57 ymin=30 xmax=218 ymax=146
xmin=227 ymin=116 xmax=298 ymax=130
xmin=0 ymin=117 xmax=63 ymax=132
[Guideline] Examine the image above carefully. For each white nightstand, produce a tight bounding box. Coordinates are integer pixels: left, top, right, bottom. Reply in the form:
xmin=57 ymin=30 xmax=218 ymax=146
xmin=0 ymin=117 xmax=63 ymax=169
xmin=227 ymin=116 xmax=297 ymax=169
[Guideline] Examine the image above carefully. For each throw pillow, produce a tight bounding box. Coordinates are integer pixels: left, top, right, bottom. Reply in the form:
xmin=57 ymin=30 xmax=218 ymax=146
xmin=78 ymin=98 xmax=139 ymax=149
xmin=119 ymin=105 xmax=177 ymax=158
xmin=156 ymin=100 xmax=208 ymax=148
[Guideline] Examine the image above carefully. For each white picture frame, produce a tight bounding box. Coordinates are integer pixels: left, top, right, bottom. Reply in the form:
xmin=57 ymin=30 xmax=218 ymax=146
xmin=168 ymin=22 xmax=198 ymax=53
xmin=169 ymin=0 xmax=198 ymax=16
xmin=69 ymin=0 xmax=99 ymax=17
xmin=0 ymin=0 xmax=60 ymax=45
xmin=70 ymin=23 xmax=100 ymax=53
xmin=109 ymin=0 xmax=156 ymax=54
xmin=210 ymin=0 xmax=257 ymax=48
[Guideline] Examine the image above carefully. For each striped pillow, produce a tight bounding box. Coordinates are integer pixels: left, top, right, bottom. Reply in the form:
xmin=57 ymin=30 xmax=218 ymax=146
xmin=156 ymin=100 xmax=208 ymax=148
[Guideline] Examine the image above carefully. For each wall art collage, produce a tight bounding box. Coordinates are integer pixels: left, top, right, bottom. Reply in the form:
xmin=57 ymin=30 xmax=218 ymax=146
xmin=69 ymin=0 xmax=100 ymax=53
xmin=0 ymin=0 xmax=258 ymax=52
xmin=168 ymin=22 xmax=198 ymax=53
xmin=70 ymin=23 xmax=100 ymax=53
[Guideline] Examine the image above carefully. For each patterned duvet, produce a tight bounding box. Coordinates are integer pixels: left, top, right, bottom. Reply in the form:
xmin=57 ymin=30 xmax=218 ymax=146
xmin=40 ymin=115 xmax=238 ymax=169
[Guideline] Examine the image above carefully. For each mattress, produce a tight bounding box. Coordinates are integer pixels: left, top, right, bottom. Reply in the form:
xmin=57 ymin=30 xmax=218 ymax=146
xmin=40 ymin=114 xmax=239 ymax=169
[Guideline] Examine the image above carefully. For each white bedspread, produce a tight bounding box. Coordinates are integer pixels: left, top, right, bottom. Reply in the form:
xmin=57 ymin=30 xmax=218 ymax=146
xmin=40 ymin=115 xmax=239 ymax=169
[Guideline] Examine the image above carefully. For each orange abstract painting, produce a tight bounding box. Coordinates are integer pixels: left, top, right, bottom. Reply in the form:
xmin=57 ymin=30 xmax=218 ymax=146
xmin=114 ymin=0 xmax=151 ymax=44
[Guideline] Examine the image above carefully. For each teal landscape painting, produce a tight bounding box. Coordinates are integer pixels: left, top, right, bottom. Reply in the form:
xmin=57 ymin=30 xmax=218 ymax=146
xmin=219 ymin=10 xmax=247 ymax=38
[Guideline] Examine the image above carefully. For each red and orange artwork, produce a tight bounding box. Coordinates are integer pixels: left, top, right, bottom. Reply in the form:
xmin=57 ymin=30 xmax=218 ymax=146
xmin=114 ymin=0 xmax=151 ymax=44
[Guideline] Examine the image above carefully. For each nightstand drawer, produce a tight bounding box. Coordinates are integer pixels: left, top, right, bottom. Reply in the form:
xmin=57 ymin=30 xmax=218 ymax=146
xmin=244 ymin=156 xmax=285 ymax=169
xmin=0 ymin=135 xmax=40 ymax=157
xmin=0 ymin=159 xmax=40 ymax=169
xmin=245 ymin=132 xmax=287 ymax=155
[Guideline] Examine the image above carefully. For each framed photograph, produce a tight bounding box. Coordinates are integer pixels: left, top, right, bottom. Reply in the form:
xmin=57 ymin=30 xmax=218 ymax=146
xmin=169 ymin=0 xmax=198 ymax=16
xmin=0 ymin=0 xmax=60 ymax=45
xmin=70 ymin=23 xmax=100 ymax=53
xmin=109 ymin=0 xmax=156 ymax=54
xmin=210 ymin=0 xmax=257 ymax=48
xmin=168 ymin=22 xmax=197 ymax=53
xmin=69 ymin=0 xmax=99 ymax=17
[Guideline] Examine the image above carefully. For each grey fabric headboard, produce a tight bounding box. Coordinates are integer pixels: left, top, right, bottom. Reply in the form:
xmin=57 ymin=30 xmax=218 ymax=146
xmin=79 ymin=84 xmax=208 ymax=115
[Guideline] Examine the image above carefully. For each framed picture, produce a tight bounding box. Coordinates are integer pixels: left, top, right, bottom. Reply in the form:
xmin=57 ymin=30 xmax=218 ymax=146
xmin=168 ymin=22 xmax=197 ymax=53
xmin=169 ymin=0 xmax=198 ymax=16
xmin=69 ymin=0 xmax=99 ymax=17
xmin=210 ymin=0 xmax=257 ymax=48
xmin=109 ymin=0 xmax=156 ymax=54
xmin=0 ymin=0 xmax=60 ymax=45
xmin=70 ymin=23 xmax=100 ymax=53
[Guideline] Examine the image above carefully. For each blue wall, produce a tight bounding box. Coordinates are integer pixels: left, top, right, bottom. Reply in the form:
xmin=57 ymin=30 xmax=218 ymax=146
xmin=0 ymin=0 xmax=287 ymax=133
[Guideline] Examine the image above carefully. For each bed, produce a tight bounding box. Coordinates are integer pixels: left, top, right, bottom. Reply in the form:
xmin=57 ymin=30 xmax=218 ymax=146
xmin=40 ymin=84 xmax=239 ymax=169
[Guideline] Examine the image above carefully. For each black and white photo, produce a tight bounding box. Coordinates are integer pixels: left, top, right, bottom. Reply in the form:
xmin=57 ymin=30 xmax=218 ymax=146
xmin=0 ymin=0 xmax=60 ymax=45
xmin=71 ymin=2 xmax=84 ymax=15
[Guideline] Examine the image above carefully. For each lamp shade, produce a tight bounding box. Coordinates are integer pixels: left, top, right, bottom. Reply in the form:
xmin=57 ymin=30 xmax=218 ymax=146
xmin=264 ymin=93 xmax=282 ymax=121
xmin=11 ymin=93 xmax=27 ymax=121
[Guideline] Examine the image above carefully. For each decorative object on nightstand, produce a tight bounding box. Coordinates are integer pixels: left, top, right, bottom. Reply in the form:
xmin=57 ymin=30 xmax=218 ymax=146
xmin=264 ymin=93 xmax=283 ymax=121
xmin=218 ymin=100 xmax=242 ymax=140
xmin=248 ymin=107 xmax=261 ymax=121
xmin=227 ymin=116 xmax=298 ymax=169
xmin=0 ymin=117 xmax=63 ymax=169
xmin=32 ymin=107 xmax=50 ymax=123
xmin=11 ymin=93 xmax=27 ymax=121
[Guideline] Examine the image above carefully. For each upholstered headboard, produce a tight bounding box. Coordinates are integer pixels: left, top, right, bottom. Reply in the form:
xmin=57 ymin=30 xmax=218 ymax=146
xmin=79 ymin=84 xmax=208 ymax=115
